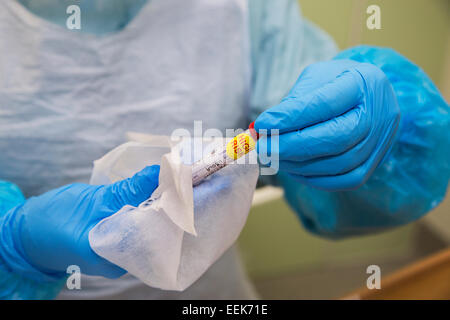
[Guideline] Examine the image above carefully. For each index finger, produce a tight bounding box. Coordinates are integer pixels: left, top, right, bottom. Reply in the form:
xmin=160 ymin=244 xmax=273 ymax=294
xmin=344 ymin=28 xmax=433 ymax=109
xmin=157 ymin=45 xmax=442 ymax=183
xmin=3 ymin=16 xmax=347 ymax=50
xmin=255 ymin=70 xmax=363 ymax=134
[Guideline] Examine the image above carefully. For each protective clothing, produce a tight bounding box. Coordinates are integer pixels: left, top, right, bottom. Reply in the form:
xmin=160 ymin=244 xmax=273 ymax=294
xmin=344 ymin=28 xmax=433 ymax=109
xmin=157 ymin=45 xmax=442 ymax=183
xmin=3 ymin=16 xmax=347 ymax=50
xmin=0 ymin=0 xmax=249 ymax=300
xmin=1 ymin=0 xmax=334 ymax=300
xmin=255 ymin=59 xmax=401 ymax=191
xmin=278 ymin=46 xmax=450 ymax=238
xmin=0 ymin=0 xmax=251 ymax=198
xmin=2 ymin=0 xmax=332 ymax=197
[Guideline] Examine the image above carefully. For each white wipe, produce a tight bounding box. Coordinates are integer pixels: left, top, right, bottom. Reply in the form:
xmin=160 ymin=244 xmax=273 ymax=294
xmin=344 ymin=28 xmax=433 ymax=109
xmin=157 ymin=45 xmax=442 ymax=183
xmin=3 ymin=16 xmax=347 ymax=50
xmin=88 ymin=134 xmax=259 ymax=291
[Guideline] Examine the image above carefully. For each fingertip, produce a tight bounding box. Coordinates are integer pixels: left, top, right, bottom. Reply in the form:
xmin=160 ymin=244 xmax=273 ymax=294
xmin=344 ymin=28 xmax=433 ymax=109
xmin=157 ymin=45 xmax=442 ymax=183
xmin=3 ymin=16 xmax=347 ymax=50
xmin=142 ymin=164 xmax=160 ymax=176
xmin=83 ymin=251 xmax=128 ymax=279
xmin=256 ymin=97 xmax=309 ymax=134
xmin=107 ymin=165 xmax=161 ymax=209
xmin=101 ymin=263 xmax=127 ymax=279
xmin=138 ymin=164 xmax=160 ymax=183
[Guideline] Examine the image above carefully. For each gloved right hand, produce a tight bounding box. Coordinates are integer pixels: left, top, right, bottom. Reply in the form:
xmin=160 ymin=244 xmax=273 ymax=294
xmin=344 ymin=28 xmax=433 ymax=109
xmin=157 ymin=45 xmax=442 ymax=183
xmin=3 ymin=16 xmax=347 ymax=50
xmin=255 ymin=59 xmax=400 ymax=191
xmin=0 ymin=165 xmax=160 ymax=280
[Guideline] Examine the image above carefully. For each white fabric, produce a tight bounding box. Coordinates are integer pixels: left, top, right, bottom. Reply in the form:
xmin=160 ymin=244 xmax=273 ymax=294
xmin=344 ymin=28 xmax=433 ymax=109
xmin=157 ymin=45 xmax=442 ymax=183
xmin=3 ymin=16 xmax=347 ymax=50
xmin=88 ymin=135 xmax=259 ymax=291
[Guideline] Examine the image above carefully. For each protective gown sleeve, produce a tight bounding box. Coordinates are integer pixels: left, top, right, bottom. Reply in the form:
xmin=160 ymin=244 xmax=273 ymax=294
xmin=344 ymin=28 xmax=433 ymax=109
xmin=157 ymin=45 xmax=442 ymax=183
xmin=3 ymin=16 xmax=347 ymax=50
xmin=249 ymin=1 xmax=450 ymax=238
xmin=248 ymin=0 xmax=338 ymax=121
xmin=0 ymin=181 xmax=64 ymax=299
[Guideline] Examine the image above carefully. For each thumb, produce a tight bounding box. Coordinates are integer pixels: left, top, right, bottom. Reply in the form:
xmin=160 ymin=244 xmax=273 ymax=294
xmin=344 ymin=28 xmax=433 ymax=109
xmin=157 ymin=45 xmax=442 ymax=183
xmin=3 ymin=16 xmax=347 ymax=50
xmin=105 ymin=165 xmax=160 ymax=211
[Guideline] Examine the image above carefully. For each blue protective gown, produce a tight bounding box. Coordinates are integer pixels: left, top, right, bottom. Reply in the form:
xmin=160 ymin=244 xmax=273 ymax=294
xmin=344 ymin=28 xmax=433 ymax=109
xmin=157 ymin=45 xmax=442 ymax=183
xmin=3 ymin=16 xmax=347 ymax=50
xmin=1 ymin=0 xmax=449 ymax=299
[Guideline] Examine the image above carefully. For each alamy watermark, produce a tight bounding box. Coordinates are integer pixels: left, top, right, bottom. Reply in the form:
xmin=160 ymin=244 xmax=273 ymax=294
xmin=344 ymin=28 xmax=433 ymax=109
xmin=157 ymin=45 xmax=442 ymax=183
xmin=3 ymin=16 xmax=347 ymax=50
xmin=367 ymin=5 xmax=382 ymax=30
xmin=366 ymin=264 xmax=381 ymax=290
xmin=66 ymin=3 xmax=81 ymax=30
xmin=66 ymin=265 xmax=81 ymax=290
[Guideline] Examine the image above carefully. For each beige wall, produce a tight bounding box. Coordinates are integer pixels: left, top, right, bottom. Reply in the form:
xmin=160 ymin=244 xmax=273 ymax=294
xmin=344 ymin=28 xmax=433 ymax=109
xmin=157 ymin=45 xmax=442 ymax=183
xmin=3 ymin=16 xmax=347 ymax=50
xmin=300 ymin=0 xmax=450 ymax=93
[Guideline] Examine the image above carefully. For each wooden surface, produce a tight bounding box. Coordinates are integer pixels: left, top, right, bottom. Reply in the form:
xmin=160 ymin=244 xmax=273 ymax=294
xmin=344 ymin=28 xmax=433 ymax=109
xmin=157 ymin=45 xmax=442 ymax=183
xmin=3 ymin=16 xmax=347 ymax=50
xmin=342 ymin=248 xmax=450 ymax=300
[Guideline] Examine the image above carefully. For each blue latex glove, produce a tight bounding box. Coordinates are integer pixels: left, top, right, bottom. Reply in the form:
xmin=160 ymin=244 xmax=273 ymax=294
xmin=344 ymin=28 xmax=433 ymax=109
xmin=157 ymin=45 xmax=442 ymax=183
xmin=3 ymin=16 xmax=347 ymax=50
xmin=0 ymin=181 xmax=64 ymax=299
xmin=255 ymin=59 xmax=401 ymax=191
xmin=272 ymin=46 xmax=449 ymax=238
xmin=0 ymin=165 xmax=160 ymax=281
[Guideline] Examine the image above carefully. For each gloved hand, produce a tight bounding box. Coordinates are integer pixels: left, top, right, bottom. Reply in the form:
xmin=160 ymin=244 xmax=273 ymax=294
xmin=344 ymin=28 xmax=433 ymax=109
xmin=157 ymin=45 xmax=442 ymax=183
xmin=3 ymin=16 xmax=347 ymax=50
xmin=255 ymin=59 xmax=401 ymax=191
xmin=0 ymin=165 xmax=160 ymax=280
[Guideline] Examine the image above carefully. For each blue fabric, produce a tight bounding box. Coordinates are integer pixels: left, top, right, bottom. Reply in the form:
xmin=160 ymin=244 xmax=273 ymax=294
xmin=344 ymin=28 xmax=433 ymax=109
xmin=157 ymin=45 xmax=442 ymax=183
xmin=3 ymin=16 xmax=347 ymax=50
xmin=255 ymin=59 xmax=401 ymax=191
xmin=0 ymin=181 xmax=64 ymax=299
xmin=278 ymin=46 xmax=450 ymax=238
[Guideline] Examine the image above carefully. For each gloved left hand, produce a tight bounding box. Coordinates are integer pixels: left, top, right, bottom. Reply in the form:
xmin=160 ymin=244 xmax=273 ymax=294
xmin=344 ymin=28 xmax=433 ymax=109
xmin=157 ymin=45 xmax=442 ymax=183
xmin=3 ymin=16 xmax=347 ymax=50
xmin=0 ymin=165 xmax=160 ymax=280
xmin=255 ymin=59 xmax=401 ymax=191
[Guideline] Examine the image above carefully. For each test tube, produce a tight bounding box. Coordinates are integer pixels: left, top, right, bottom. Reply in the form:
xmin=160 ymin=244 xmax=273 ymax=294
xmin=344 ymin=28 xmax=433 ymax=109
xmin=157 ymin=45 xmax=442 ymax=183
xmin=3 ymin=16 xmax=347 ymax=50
xmin=192 ymin=122 xmax=259 ymax=186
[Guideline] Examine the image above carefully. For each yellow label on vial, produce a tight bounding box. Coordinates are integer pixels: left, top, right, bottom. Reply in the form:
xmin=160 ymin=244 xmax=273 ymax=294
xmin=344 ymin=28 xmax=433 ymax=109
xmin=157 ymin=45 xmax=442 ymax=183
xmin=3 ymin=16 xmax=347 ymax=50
xmin=226 ymin=133 xmax=256 ymax=160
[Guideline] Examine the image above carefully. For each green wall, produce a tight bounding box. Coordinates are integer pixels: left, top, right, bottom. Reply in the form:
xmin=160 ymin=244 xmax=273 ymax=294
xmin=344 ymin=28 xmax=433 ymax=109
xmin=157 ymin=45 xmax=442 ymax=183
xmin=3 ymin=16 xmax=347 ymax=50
xmin=238 ymin=199 xmax=416 ymax=279
xmin=300 ymin=0 xmax=450 ymax=89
